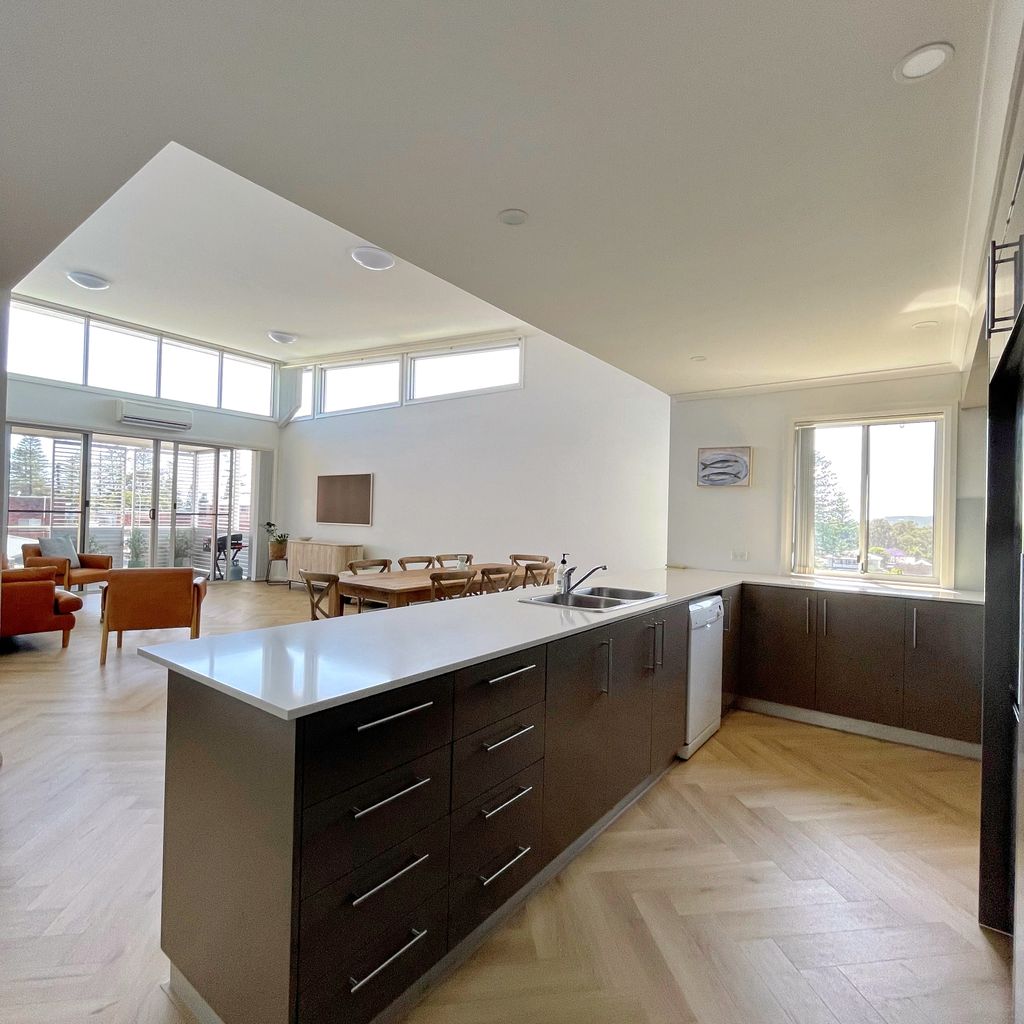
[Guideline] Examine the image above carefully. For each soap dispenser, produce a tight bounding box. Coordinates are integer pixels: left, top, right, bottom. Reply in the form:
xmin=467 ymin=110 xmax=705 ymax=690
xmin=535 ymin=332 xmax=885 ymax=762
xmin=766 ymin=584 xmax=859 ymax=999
xmin=555 ymin=553 xmax=569 ymax=589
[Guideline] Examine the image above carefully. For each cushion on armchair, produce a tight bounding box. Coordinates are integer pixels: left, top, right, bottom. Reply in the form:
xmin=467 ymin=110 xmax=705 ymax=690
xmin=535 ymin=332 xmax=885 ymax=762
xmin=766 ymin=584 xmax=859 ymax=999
xmin=37 ymin=537 xmax=81 ymax=569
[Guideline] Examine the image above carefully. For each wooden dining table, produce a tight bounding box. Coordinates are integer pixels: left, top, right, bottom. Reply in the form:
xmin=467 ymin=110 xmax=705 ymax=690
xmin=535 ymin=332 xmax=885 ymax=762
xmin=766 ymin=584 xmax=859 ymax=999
xmin=336 ymin=563 xmax=526 ymax=610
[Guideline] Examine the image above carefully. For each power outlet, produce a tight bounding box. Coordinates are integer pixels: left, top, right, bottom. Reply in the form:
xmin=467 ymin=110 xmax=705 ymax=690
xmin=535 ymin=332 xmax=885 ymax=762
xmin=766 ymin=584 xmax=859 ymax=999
xmin=731 ymin=549 xmax=749 ymax=561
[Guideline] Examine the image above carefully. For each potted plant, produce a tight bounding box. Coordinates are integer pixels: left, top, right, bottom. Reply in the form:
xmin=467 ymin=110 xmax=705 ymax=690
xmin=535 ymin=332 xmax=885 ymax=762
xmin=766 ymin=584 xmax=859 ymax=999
xmin=264 ymin=521 xmax=289 ymax=561
xmin=127 ymin=527 xmax=146 ymax=568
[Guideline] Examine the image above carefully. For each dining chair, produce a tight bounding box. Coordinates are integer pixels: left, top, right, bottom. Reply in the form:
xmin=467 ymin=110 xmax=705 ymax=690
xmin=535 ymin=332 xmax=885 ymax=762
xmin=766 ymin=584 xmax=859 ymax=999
xmin=479 ymin=565 xmax=517 ymax=594
xmin=509 ymin=553 xmax=549 ymax=568
xmin=429 ymin=570 xmax=476 ymax=600
xmin=346 ymin=558 xmax=392 ymax=613
xmin=347 ymin=558 xmax=393 ymax=574
xmin=398 ymin=556 xmax=436 ymax=570
xmin=298 ymin=570 xmax=341 ymax=621
xmin=435 ymin=553 xmax=474 ymax=568
xmin=523 ymin=561 xmax=556 ymax=588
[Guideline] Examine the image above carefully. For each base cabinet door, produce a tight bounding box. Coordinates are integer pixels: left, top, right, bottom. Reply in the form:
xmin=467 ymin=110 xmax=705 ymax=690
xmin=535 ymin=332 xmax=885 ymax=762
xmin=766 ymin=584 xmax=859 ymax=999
xmin=740 ymin=585 xmax=817 ymax=708
xmin=650 ymin=602 xmax=689 ymax=768
xmin=543 ymin=625 xmax=615 ymax=858
xmin=904 ymin=601 xmax=983 ymax=742
xmin=607 ymin=614 xmax=655 ymax=800
xmin=721 ymin=585 xmax=742 ymax=710
xmin=815 ymin=593 xmax=904 ymax=727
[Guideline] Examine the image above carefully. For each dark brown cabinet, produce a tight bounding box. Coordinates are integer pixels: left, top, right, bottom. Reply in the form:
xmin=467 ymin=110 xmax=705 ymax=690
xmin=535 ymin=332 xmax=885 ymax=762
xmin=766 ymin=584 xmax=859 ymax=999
xmin=543 ymin=623 xmax=616 ymax=858
xmin=904 ymin=601 xmax=983 ymax=742
xmin=815 ymin=592 xmax=904 ymax=727
xmin=721 ymin=584 xmax=742 ymax=710
xmin=650 ymin=602 xmax=689 ymax=768
xmin=740 ymin=585 xmax=817 ymax=709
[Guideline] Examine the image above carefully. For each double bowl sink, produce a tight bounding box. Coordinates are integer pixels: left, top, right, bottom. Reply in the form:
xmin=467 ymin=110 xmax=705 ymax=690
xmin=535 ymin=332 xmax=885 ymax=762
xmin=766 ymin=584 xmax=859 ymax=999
xmin=522 ymin=586 xmax=666 ymax=612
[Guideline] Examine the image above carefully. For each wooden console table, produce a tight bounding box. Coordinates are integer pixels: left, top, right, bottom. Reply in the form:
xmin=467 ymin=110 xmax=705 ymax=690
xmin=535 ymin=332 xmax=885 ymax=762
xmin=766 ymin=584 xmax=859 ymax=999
xmin=286 ymin=540 xmax=364 ymax=585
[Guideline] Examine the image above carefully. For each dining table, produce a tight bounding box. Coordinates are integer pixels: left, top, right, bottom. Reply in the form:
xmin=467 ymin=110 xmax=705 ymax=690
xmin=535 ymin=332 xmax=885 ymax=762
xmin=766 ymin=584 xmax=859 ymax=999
xmin=336 ymin=563 xmax=526 ymax=610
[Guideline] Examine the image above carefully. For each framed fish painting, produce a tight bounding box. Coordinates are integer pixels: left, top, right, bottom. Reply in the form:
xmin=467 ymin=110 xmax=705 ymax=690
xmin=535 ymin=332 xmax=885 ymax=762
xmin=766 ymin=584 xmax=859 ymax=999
xmin=697 ymin=447 xmax=751 ymax=487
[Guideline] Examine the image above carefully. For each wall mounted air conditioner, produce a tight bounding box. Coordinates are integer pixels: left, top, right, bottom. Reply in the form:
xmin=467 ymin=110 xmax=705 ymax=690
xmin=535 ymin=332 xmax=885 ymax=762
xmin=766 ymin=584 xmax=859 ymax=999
xmin=115 ymin=399 xmax=193 ymax=432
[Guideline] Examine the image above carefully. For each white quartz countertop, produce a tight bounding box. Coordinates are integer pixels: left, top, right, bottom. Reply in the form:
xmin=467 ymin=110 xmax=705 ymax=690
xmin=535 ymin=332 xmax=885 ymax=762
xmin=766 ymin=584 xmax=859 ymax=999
xmin=139 ymin=568 xmax=983 ymax=720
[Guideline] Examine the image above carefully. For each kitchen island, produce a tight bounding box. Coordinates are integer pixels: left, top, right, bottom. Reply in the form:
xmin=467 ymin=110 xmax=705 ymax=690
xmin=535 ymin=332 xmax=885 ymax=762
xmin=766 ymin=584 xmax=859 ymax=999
xmin=141 ymin=568 xmax=983 ymax=1024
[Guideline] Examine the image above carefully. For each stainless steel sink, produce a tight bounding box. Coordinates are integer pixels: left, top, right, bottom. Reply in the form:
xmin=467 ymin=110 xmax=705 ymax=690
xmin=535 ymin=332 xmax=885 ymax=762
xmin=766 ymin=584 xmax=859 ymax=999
xmin=522 ymin=586 xmax=666 ymax=612
xmin=526 ymin=593 xmax=625 ymax=611
xmin=574 ymin=587 xmax=663 ymax=602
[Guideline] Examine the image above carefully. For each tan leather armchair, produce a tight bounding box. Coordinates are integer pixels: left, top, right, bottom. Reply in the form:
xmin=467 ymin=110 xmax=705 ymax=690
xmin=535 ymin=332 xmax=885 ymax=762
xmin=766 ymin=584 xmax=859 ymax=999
xmin=22 ymin=543 xmax=113 ymax=591
xmin=1 ymin=565 xmax=84 ymax=648
xmin=100 ymin=568 xmax=208 ymax=665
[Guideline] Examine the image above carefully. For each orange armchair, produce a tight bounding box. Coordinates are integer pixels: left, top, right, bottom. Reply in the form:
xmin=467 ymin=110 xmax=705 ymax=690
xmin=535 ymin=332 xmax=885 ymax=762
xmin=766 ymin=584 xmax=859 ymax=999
xmin=1 ymin=566 xmax=84 ymax=648
xmin=101 ymin=568 xmax=208 ymax=665
xmin=22 ymin=543 xmax=113 ymax=591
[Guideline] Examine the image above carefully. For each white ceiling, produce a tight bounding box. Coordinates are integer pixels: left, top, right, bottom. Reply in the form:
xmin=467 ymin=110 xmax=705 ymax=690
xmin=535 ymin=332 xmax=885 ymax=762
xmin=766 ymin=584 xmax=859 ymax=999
xmin=16 ymin=144 xmax=525 ymax=361
xmin=2 ymin=1 xmax=1021 ymax=394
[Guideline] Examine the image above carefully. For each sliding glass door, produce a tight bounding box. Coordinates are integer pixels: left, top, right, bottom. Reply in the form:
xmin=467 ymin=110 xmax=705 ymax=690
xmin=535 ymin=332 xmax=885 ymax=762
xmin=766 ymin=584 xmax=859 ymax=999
xmin=7 ymin=425 xmax=258 ymax=580
xmin=86 ymin=434 xmax=155 ymax=568
xmin=6 ymin=427 xmax=85 ymax=566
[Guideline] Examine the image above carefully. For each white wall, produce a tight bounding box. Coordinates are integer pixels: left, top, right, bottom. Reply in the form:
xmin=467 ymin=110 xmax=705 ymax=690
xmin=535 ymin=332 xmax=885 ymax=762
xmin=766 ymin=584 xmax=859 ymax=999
xmin=276 ymin=334 xmax=670 ymax=571
xmin=6 ymin=376 xmax=280 ymax=451
xmin=667 ymin=373 xmax=985 ymax=589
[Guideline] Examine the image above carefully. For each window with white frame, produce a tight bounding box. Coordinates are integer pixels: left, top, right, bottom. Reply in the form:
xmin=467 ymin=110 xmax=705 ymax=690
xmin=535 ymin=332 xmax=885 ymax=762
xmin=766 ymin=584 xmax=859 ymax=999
xmin=321 ymin=358 xmax=401 ymax=414
xmin=5 ymin=298 xmax=277 ymax=418
xmin=792 ymin=414 xmax=945 ymax=584
xmin=408 ymin=342 xmax=522 ymax=401
xmin=7 ymin=302 xmax=85 ymax=384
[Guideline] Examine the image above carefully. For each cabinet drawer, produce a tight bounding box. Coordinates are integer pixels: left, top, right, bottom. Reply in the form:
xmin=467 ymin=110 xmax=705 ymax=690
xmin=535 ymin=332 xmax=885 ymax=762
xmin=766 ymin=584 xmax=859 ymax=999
xmin=449 ymin=806 xmax=542 ymax=947
xmin=450 ymin=760 xmax=544 ymax=881
xmin=299 ymin=816 xmax=450 ymax=987
xmin=297 ymin=887 xmax=449 ymax=1024
xmin=301 ymin=746 xmax=451 ymax=898
xmin=302 ymin=675 xmax=454 ymax=807
xmin=453 ymin=648 xmax=546 ymax=738
xmin=451 ymin=702 xmax=545 ymax=809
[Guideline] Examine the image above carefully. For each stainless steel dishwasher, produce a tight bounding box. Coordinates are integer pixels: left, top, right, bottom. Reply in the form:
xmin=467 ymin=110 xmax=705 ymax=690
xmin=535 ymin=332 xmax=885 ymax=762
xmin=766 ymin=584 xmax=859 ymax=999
xmin=679 ymin=596 xmax=724 ymax=759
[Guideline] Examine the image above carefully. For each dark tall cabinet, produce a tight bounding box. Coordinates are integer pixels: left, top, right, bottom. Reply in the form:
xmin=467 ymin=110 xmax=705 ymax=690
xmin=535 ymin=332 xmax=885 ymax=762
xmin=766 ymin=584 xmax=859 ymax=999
xmin=740 ymin=585 xmax=817 ymax=709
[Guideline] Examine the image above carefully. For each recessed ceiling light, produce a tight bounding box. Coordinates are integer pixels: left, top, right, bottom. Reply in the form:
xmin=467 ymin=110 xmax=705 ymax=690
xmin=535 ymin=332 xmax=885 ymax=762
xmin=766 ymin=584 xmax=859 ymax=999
xmin=267 ymin=330 xmax=298 ymax=345
xmin=66 ymin=270 xmax=110 ymax=290
xmin=690 ymin=355 xmax=707 ymax=362
xmin=351 ymin=246 xmax=396 ymax=271
xmin=498 ymin=208 xmax=529 ymax=226
xmin=894 ymin=43 xmax=954 ymax=82
xmin=912 ymin=320 xmax=940 ymax=330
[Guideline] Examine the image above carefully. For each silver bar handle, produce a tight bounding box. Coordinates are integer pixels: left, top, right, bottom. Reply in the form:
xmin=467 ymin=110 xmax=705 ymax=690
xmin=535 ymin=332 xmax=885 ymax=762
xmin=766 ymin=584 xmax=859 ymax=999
xmin=356 ymin=700 xmax=434 ymax=732
xmin=351 ymin=853 xmax=431 ymax=907
xmin=479 ymin=845 xmax=532 ymax=887
xmin=805 ymin=597 xmax=810 ymax=634
xmin=656 ymin=620 xmax=665 ymax=667
xmin=723 ymin=596 xmax=731 ymax=633
xmin=352 ymin=776 xmax=431 ymax=819
xmin=481 ymin=784 xmax=534 ymax=819
xmin=912 ymin=607 xmax=917 ymax=649
xmin=600 ymin=638 xmax=613 ymax=694
xmin=487 ymin=664 xmax=536 ymax=685
xmin=822 ymin=598 xmax=828 ymax=637
xmin=349 ymin=928 xmax=427 ymax=993
xmin=646 ymin=624 xmax=657 ymax=670
xmin=483 ymin=723 xmax=535 ymax=752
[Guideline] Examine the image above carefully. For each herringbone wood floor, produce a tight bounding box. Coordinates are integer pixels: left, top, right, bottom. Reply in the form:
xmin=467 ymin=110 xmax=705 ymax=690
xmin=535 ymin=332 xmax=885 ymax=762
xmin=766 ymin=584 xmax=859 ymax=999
xmin=0 ymin=583 xmax=1010 ymax=1024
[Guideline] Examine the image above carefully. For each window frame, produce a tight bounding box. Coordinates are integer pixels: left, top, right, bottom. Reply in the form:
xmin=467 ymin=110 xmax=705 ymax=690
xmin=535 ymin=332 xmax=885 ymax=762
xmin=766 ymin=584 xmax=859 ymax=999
xmin=290 ymin=366 xmax=316 ymax=421
xmin=7 ymin=296 xmax=278 ymax=420
xmin=786 ymin=407 xmax=955 ymax=589
xmin=317 ymin=355 xmax=404 ymax=417
xmin=404 ymin=338 xmax=525 ymax=405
